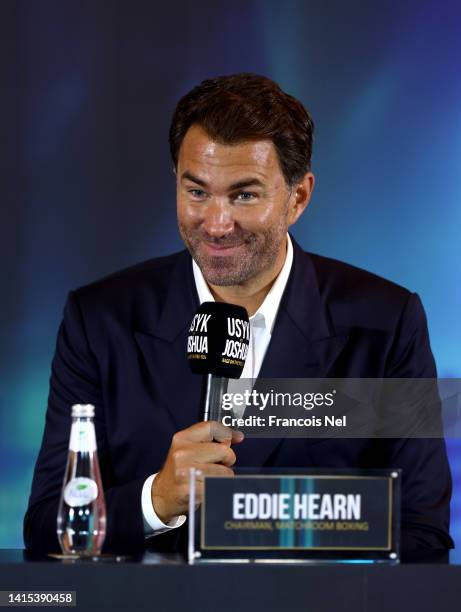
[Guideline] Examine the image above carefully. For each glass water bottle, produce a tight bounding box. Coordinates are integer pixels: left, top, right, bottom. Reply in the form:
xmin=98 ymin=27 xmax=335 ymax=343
xmin=57 ymin=404 xmax=106 ymax=556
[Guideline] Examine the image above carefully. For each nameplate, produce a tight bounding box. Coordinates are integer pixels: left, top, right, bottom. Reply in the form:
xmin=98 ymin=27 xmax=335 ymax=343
xmin=189 ymin=469 xmax=400 ymax=564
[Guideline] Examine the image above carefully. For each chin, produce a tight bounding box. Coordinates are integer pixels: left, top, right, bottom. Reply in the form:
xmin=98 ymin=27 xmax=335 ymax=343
xmin=201 ymin=269 xmax=240 ymax=287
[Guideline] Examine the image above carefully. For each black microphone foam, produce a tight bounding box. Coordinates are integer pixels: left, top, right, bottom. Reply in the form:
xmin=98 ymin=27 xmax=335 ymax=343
xmin=187 ymin=302 xmax=250 ymax=378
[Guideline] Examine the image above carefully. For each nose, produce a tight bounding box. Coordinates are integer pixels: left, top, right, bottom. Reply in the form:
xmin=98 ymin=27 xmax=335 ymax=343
xmin=202 ymin=199 xmax=234 ymax=238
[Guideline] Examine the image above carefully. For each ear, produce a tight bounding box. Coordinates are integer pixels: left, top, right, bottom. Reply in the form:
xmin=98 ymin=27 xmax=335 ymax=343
xmin=287 ymin=172 xmax=315 ymax=226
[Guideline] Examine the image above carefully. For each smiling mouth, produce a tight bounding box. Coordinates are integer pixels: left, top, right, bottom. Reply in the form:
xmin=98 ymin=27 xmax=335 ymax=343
xmin=202 ymin=241 xmax=244 ymax=255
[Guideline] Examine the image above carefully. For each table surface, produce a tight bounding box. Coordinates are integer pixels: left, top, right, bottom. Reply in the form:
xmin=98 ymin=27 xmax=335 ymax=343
xmin=1 ymin=550 xmax=460 ymax=612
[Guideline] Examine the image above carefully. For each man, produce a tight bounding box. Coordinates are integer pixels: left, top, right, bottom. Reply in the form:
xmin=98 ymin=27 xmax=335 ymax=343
xmin=24 ymin=74 xmax=453 ymax=556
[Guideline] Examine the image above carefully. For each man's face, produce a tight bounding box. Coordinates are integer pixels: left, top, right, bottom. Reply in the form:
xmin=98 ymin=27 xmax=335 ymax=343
xmin=176 ymin=124 xmax=308 ymax=287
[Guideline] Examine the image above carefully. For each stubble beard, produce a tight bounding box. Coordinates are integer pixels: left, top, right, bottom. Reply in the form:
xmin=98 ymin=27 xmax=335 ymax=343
xmin=178 ymin=221 xmax=288 ymax=287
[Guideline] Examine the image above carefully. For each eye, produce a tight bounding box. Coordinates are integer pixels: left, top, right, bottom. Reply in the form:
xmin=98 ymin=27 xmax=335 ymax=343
xmin=234 ymin=191 xmax=257 ymax=203
xmin=188 ymin=189 xmax=207 ymax=199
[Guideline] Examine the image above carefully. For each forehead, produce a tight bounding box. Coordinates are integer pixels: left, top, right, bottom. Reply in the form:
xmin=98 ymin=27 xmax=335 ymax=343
xmin=177 ymin=124 xmax=282 ymax=182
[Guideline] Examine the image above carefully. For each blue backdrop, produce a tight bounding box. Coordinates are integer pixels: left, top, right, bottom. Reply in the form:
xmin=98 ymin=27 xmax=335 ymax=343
xmin=1 ymin=0 xmax=460 ymax=558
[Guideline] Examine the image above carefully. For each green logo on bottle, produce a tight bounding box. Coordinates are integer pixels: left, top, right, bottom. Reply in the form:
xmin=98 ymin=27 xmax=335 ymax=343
xmin=64 ymin=477 xmax=98 ymax=507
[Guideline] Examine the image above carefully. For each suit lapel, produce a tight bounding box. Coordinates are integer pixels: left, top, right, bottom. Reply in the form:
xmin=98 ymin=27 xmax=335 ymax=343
xmin=134 ymin=250 xmax=205 ymax=431
xmin=237 ymin=238 xmax=349 ymax=467
xmin=260 ymin=238 xmax=349 ymax=379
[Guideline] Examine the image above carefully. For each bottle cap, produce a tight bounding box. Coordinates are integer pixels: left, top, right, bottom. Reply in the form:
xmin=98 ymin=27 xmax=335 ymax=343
xmin=71 ymin=404 xmax=95 ymax=418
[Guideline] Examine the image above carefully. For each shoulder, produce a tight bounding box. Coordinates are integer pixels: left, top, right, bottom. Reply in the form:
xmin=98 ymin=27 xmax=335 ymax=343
xmin=308 ymin=251 xmax=411 ymax=304
xmin=297 ymin=247 xmax=419 ymax=331
xmin=68 ymin=249 xmax=190 ymax=319
xmin=77 ymin=250 xmax=185 ymax=294
xmin=296 ymin=249 xmax=434 ymax=375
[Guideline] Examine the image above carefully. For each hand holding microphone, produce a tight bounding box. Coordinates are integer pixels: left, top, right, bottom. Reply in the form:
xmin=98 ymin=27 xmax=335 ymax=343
xmin=152 ymin=421 xmax=244 ymax=523
xmin=152 ymin=302 xmax=250 ymax=522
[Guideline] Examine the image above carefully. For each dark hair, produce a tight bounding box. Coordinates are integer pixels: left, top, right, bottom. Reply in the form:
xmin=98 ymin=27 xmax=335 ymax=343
xmin=169 ymin=73 xmax=314 ymax=187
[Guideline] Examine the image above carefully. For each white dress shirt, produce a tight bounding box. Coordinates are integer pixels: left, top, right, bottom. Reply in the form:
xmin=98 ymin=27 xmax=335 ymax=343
xmin=141 ymin=234 xmax=294 ymax=536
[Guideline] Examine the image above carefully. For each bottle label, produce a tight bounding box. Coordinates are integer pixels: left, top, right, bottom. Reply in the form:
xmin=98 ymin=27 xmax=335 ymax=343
xmin=64 ymin=477 xmax=98 ymax=507
xmin=69 ymin=421 xmax=97 ymax=452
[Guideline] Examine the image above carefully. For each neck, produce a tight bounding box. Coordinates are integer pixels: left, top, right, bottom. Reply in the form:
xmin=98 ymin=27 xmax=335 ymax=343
xmin=208 ymin=237 xmax=287 ymax=316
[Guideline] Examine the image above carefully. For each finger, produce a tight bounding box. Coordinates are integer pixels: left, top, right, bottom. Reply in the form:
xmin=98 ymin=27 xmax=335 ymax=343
xmin=231 ymin=429 xmax=244 ymax=444
xmin=174 ymin=421 xmax=241 ymax=444
xmin=209 ymin=420 xmax=244 ymax=444
xmin=221 ymin=429 xmax=245 ymax=447
xmin=176 ymin=442 xmax=237 ymax=467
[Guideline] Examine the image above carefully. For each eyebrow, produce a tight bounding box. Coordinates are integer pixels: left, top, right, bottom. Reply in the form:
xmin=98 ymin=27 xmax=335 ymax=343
xmin=180 ymin=171 xmax=265 ymax=191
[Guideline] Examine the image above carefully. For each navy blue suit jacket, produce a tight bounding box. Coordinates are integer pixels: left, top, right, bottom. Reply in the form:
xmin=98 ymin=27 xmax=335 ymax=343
xmin=24 ymin=238 xmax=453 ymax=555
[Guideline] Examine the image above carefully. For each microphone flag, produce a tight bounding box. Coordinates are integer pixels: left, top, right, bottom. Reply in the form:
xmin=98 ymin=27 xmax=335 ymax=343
xmin=187 ymin=302 xmax=250 ymax=378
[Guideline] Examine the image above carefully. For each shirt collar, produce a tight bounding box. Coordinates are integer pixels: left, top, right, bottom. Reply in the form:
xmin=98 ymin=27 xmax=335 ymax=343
xmin=192 ymin=234 xmax=294 ymax=333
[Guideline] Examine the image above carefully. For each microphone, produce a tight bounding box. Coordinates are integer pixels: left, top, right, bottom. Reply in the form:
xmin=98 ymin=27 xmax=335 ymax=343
xmin=187 ymin=302 xmax=250 ymax=421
